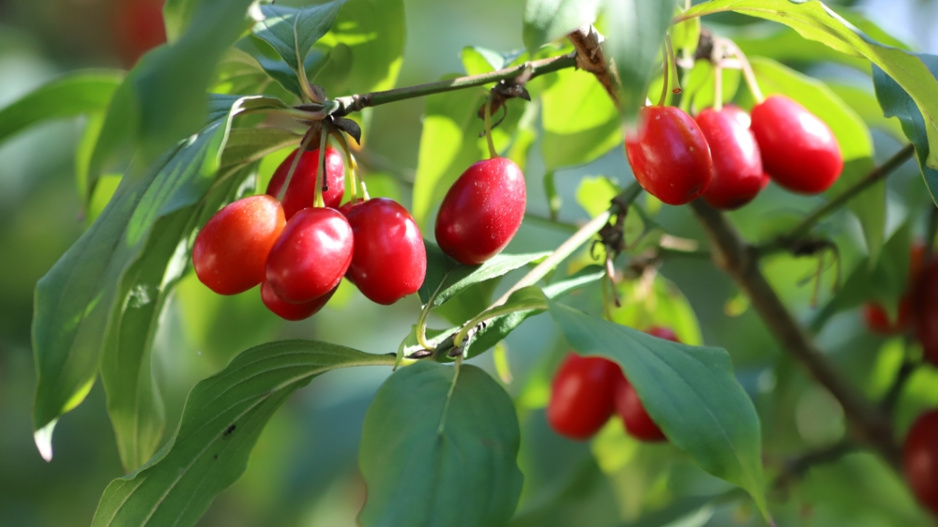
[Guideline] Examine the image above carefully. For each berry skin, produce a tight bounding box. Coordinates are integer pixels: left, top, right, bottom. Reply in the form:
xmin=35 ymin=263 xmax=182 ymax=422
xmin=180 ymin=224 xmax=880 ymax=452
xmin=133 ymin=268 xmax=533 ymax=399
xmin=266 ymin=147 xmax=345 ymax=219
xmin=625 ymin=105 xmax=713 ymax=206
xmin=342 ymin=198 xmax=427 ymax=305
xmin=750 ymin=95 xmax=842 ymax=194
xmin=114 ymin=0 xmax=166 ymax=67
xmin=863 ymin=243 xmax=925 ymax=335
xmin=261 ymin=280 xmax=337 ymax=321
xmin=913 ymin=258 xmax=938 ymax=366
xmin=903 ymin=409 xmax=938 ymax=516
xmin=646 ymin=326 xmax=680 ymax=342
xmin=615 ymin=377 xmax=666 ymax=442
xmin=547 ymin=353 xmax=622 ymax=440
xmin=192 ymin=195 xmax=285 ymax=295
xmin=695 ymin=107 xmax=765 ymax=210
xmin=265 ymin=207 xmax=353 ymax=304
xmin=435 ymin=157 xmax=526 ymax=265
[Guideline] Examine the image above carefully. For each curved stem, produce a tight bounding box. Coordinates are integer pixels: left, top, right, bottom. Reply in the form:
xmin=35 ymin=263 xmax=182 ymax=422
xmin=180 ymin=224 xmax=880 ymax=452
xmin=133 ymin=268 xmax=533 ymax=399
xmin=657 ymin=40 xmax=670 ymax=107
xmin=762 ymin=144 xmax=915 ymax=253
xmin=313 ymin=124 xmax=329 ymax=209
xmin=330 ymin=128 xmax=359 ymax=200
xmin=276 ymin=126 xmax=318 ymax=202
xmin=720 ymin=38 xmax=763 ymax=103
xmin=332 ymin=52 xmax=577 ymax=117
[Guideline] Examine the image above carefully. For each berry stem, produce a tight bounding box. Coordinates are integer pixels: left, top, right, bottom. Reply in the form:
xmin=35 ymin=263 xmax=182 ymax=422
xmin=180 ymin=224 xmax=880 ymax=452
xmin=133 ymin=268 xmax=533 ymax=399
xmin=712 ymin=40 xmax=724 ymax=111
xmin=483 ymin=96 xmax=498 ymax=159
xmin=276 ymin=126 xmax=318 ymax=202
xmin=657 ymin=39 xmax=670 ymax=107
xmin=330 ymin=128 xmax=358 ymax=200
xmin=720 ymin=38 xmax=763 ymax=103
xmin=313 ymin=125 xmax=329 ymax=209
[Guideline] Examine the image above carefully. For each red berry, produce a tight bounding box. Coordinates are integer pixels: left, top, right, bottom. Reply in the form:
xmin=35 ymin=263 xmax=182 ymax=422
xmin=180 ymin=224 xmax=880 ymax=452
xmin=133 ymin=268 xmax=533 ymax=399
xmin=646 ymin=326 xmax=680 ymax=342
xmin=266 ymin=147 xmax=345 ymax=219
xmin=342 ymin=198 xmax=426 ymax=305
xmin=261 ymin=280 xmax=337 ymax=321
xmin=615 ymin=377 xmax=666 ymax=442
xmin=192 ymin=195 xmax=285 ymax=295
xmin=863 ymin=242 xmax=926 ymax=335
xmin=750 ymin=95 xmax=842 ymax=194
xmin=903 ymin=409 xmax=938 ymax=515
xmin=265 ymin=207 xmax=353 ymax=304
xmin=913 ymin=258 xmax=938 ymax=366
xmin=547 ymin=353 xmax=622 ymax=440
xmin=695 ymin=107 xmax=765 ymax=210
xmin=435 ymin=157 xmax=526 ymax=265
xmin=625 ymin=105 xmax=713 ymax=206
xmin=114 ymin=0 xmax=166 ymax=67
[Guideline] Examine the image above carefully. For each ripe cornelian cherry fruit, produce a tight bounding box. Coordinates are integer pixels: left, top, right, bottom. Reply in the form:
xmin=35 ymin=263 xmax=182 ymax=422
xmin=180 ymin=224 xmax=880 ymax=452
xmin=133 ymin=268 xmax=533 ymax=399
xmin=342 ymin=198 xmax=427 ymax=305
xmin=864 ymin=243 xmax=925 ymax=334
xmin=192 ymin=195 xmax=285 ymax=295
xmin=266 ymin=147 xmax=345 ymax=219
xmin=261 ymin=280 xmax=337 ymax=321
xmin=695 ymin=107 xmax=765 ymax=210
xmin=435 ymin=157 xmax=526 ymax=265
xmin=903 ymin=409 xmax=938 ymax=515
xmin=265 ymin=207 xmax=353 ymax=304
xmin=547 ymin=353 xmax=622 ymax=440
xmin=750 ymin=95 xmax=842 ymax=194
xmin=913 ymin=259 xmax=938 ymax=366
xmin=646 ymin=326 xmax=680 ymax=342
xmin=615 ymin=377 xmax=666 ymax=442
xmin=625 ymin=105 xmax=713 ymax=206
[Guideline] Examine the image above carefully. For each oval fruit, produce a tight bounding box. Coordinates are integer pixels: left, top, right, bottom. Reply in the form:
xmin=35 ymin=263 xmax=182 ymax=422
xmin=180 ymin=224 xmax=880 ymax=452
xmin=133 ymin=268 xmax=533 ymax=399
xmin=646 ymin=326 xmax=680 ymax=342
xmin=695 ymin=107 xmax=765 ymax=210
xmin=903 ymin=409 xmax=938 ymax=515
xmin=261 ymin=280 xmax=337 ymax=321
xmin=615 ymin=377 xmax=666 ymax=442
xmin=625 ymin=105 xmax=713 ymax=205
xmin=192 ymin=195 xmax=285 ymax=295
xmin=265 ymin=207 xmax=353 ymax=303
xmin=343 ymin=198 xmax=427 ymax=305
xmin=750 ymin=95 xmax=842 ymax=194
xmin=435 ymin=157 xmax=526 ymax=265
xmin=266 ymin=147 xmax=345 ymax=219
xmin=547 ymin=353 xmax=622 ymax=440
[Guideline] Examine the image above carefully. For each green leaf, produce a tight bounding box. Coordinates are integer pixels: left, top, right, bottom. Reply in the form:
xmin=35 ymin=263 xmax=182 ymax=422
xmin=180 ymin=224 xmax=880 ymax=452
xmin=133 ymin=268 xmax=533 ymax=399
xmin=541 ymin=67 xmax=622 ymax=170
xmin=31 ymin=95 xmax=285 ymax=460
xmin=411 ymin=81 xmax=487 ymax=229
xmin=874 ymin=53 xmax=938 ymax=204
xmin=89 ymin=0 xmax=256 ymax=178
xmin=419 ymin=243 xmax=551 ymax=307
xmin=548 ymin=301 xmax=769 ymax=519
xmin=0 ymin=70 xmax=123 ymax=145
xmin=92 ymin=341 xmax=392 ymax=527
xmin=321 ymin=0 xmax=405 ymax=94
xmin=359 ymin=361 xmax=523 ymax=527
xmin=523 ymin=0 xmax=601 ymax=54
xmin=682 ymin=0 xmax=938 ymax=171
xmin=747 ymin=56 xmax=881 ymax=260
xmin=252 ymin=1 xmax=346 ymax=76
xmin=602 ymin=0 xmax=682 ymax=118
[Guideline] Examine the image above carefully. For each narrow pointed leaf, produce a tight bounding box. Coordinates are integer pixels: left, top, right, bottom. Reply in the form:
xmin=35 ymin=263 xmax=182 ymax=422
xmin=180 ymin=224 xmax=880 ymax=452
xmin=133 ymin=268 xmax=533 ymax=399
xmin=359 ymin=361 xmax=523 ymax=527
xmin=32 ymin=95 xmax=287 ymax=458
xmin=0 ymin=70 xmax=123 ymax=145
xmin=92 ymin=341 xmax=392 ymax=527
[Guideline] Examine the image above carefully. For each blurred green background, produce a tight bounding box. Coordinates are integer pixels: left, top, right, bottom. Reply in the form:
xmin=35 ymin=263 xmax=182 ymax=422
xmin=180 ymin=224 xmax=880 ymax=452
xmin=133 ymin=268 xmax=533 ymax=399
xmin=3 ymin=0 xmax=938 ymax=526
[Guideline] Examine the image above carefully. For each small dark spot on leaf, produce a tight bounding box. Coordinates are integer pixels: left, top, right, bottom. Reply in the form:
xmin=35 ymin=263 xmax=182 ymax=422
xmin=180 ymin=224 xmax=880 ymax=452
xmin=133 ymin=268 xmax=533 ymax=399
xmin=224 ymin=424 xmax=236 ymax=437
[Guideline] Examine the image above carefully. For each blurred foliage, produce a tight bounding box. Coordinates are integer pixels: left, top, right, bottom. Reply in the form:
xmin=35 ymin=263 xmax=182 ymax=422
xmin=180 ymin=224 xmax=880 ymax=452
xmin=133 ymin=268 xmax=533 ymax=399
xmin=3 ymin=0 xmax=938 ymax=526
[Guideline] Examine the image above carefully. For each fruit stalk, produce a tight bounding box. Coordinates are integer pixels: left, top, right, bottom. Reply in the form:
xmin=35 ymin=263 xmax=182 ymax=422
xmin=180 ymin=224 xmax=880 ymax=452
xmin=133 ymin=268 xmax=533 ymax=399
xmin=690 ymin=199 xmax=901 ymax=470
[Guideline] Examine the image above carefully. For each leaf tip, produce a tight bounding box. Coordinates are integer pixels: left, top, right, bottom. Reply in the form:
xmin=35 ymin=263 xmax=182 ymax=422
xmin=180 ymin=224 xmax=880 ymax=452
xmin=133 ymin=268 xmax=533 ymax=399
xmin=34 ymin=418 xmax=57 ymax=462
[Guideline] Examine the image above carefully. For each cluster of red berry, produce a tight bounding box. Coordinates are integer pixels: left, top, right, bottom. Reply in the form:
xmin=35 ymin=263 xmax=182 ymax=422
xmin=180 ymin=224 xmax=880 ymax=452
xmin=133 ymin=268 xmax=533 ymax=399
xmin=626 ymin=95 xmax=842 ymax=208
xmin=191 ymin=146 xmax=527 ymax=320
xmin=192 ymin=146 xmax=426 ymax=320
xmin=546 ymin=327 xmax=680 ymax=443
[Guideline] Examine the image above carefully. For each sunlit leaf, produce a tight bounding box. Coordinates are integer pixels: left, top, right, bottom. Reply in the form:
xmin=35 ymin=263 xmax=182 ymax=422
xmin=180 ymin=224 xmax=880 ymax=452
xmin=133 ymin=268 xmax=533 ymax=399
xmin=523 ymin=0 xmax=601 ymax=54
